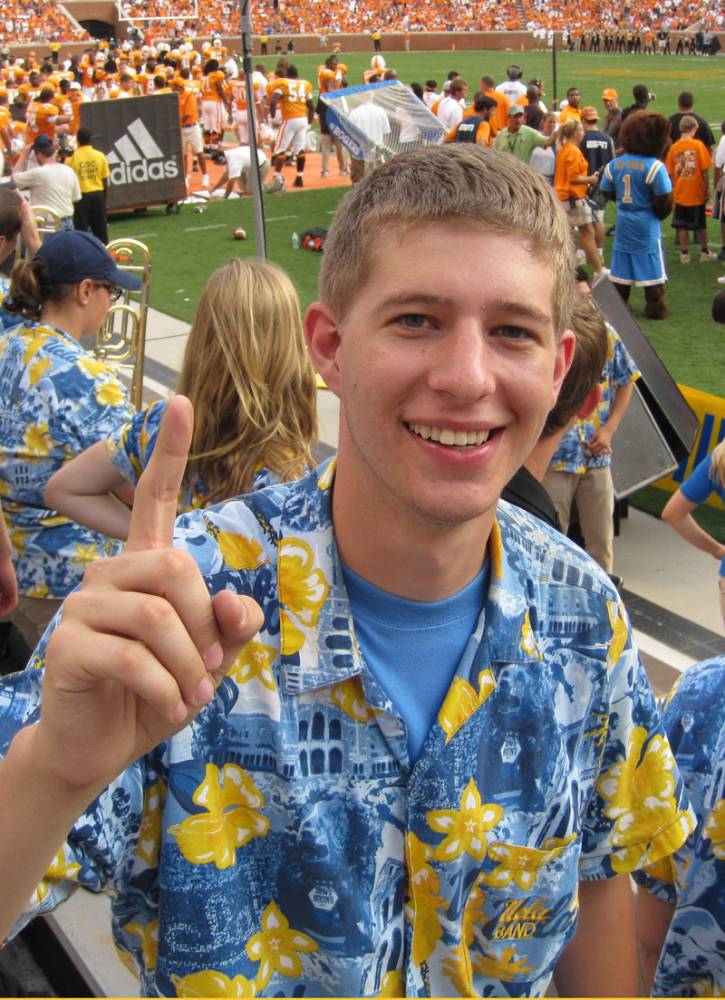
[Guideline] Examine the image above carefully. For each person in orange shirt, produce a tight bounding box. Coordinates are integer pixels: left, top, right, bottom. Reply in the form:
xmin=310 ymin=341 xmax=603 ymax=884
xmin=554 ymin=119 xmax=603 ymax=276
xmin=558 ymin=88 xmax=583 ymax=125
xmin=25 ymin=88 xmax=69 ymax=143
xmin=200 ymin=58 xmax=230 ymax=149
xmin=479 ymin=75 xmax=508 ymax=135
xmin=267 ymin=65 xmax=314 ymax=188
xmin=227 ymin=75 xmax=263 ymax=146
xmin=171 ymin=75 xmax=208 ymax=187
xmin=665 ymin=115 xmax=718 ymax=263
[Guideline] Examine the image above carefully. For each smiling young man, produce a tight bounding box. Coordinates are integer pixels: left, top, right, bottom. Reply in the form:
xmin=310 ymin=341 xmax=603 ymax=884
xmin=0 ymin=146 xmax=693 ymax=998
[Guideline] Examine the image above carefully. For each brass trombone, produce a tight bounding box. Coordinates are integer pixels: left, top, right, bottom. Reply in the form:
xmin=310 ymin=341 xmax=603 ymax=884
xmin=18 ymin=204 xmax=62 ymax=255
xmin=93 ymin=239 xmax=152 ymax=411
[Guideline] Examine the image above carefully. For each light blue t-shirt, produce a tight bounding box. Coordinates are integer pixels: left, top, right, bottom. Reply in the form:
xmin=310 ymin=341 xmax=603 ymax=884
xmin=341 ymin=562 xmax=488 ymax=761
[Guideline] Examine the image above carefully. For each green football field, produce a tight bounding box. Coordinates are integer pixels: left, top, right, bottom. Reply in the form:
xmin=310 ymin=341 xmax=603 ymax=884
xmin=105 ymin=49 xmax=725 ymax=397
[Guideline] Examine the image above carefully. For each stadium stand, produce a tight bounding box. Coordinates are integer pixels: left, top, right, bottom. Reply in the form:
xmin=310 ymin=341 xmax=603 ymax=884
xmin=116 ymin=0 xmax=720 ymax=43
xmin=0 ymin=1 xmax=89 ymax=45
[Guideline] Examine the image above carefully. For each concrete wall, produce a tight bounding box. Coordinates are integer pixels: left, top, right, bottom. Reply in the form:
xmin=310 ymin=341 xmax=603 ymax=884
xmin=9 ymin=26 xmax=724 ymax=61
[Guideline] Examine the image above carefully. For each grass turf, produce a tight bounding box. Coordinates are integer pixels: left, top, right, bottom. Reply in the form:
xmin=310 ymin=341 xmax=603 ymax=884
xmin=106 ymin=49 xmax=725 ymax=396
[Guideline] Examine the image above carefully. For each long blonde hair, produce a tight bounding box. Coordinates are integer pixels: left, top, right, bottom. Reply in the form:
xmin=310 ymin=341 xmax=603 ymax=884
xmin=176 ymin=258 xmax=317 ymax=503
xmin=710 ymin=439 xmax=725 ymax=489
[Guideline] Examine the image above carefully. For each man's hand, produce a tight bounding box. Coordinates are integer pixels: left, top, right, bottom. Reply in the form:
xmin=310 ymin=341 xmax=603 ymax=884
xmin=586 ymin=426 xmax=613 ymax=456
xmin=32 ymin=396 xmax=264 ymax=796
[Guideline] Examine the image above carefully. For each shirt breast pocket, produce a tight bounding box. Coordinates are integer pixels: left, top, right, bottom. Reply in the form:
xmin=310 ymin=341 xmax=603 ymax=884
xmin=463 ymin=835 xmax=582 ymax=985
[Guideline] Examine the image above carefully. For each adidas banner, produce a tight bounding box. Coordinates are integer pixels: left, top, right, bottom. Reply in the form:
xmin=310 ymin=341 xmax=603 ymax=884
xmin=80 ymin=94 xmax=186 ymax=210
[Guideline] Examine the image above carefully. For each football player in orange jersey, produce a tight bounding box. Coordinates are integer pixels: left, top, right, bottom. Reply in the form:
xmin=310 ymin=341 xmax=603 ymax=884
xmin=268 ymin=66 xmax=314 ymax=188
xmin=201 ymin=59 xmax=231 ymax=153
xmin=171 ymin=75 xmax=208 ymax=188
xmin=25 ymin=88 xmax=69 ymax=144
xmin=227 ymin=76 xmax=262 ymax=146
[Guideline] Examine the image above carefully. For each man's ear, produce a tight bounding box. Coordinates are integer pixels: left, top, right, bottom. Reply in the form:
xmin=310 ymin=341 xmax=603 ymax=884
xmin=551 ymin=328 xmax=576 ymax=407
xmin=304 ymin=300 xmax=343 ymax=398
xmin=577 ymin=382 xmax=604 ymax=421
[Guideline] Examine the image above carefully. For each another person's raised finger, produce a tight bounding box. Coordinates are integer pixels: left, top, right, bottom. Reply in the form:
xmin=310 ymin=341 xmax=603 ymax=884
xmin=127 ymin=395 xmax=193 ymax=552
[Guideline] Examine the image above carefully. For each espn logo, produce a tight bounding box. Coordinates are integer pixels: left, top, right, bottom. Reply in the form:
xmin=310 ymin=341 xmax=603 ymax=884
xmin=107 ymin=118 xmax=180 ymax=185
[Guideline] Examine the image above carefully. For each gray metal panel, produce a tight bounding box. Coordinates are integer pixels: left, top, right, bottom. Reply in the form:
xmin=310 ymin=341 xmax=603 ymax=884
xmin=592 ymin=274 xmax=699 ymax=460
xmin=611 ymin=384 xmax=678 ymax=498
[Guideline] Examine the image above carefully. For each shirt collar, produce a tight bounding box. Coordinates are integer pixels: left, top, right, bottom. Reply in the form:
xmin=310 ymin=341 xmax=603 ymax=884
xmin=275 ymin=461 xmax=541 ymax=698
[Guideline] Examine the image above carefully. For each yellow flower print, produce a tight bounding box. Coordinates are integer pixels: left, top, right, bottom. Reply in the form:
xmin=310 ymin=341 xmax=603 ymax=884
xmin=22 ymin=328 xmax=49 ymax=364
xmin=330 ymin=677 xmax=374 ymax=722
xmin=428 ymin=778 xmax=503 ymax=863
xmin=168 ymin=763 xmax=269 ymax=869
xmin=691 ymin=980 xmax=725 ymax=997
xmin=520 ymin=610 xmax=540 ymax=659
xmin=31 ymin=846 xmax=81 ymax=903
xmin=23 ymin=421 xmax=53 ymax=456
xmin=607 ymin=600 xmax=628 ymax=667
xmin=481 ymin=834 xmax=576 ymax=890
xmin=136 ymin=780 xmax=166 ymax=867
xmin=72 ymin=543 xmax=100 ymax=565
xmin=0 ymin=478 xmax=10 ymax=497
xmin=26 ymin=583 xmax=48 ymax=598
xmin=704 ymin=798 xmax=725 ymax=860
xmin=597 ymin=726 xmax=695 ymax=873
xmin=28 ymin=355 xmax=52 ymax=386
xmin=246 ymin=901 xmax=317 ymax=988
xmin=278 ymin=538 xmax=330 ymax=656
xmin=171 ymin=969 xmax=256 ymax=997
xmin=317 ymin=458 xmax=336 ymax=491
xmin=472 ymin=945 xmax=533 ymax=981
xmin=641 ymin=854 xmax=675 ymax=885
xmin=229 ymin=641 xmax=277 ymax=692
xmin=438 ymin=669 xmax=496 ymax=744
xmin=489 ymin=518 xmax=504 ymax=580
xmin=217 ymin=530 xmax=266 ymax=571
xmin=9 ymin=525 xmax=26 ymax=553
xmin=441 ymin=944 xmax=474 ymax=995
xmin=405 ymin=833 xmax=447 ymax=965
xmin=123 ymin=919 xmax=158 ymax=972
xmin=376 ymin=969 xmax=404 ymax=997
xmin=78 ymin=355 xmax=110 ymax=379
xmin=96 ymin=379 xmax=126 ymax=407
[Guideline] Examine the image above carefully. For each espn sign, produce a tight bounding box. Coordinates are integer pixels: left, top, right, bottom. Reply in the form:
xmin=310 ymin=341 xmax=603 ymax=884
xmin=80 ymin=94 xmax=186 ymax=210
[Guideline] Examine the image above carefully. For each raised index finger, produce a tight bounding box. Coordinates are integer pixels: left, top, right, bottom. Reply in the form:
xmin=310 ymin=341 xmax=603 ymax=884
xmin=127 ymin=395 xmax=194 ymax=552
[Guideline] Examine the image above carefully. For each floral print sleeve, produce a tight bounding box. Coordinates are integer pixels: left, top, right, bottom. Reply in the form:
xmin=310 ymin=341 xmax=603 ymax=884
xmin=632 ymin=657 xmax=725 ymax=996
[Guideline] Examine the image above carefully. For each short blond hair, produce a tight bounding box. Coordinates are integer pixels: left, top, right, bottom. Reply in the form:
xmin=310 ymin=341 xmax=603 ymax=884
xmin=177 ymin=258 xmax=317 ymax=503
xmin=319 ymin=145 xmax=574 ymax=335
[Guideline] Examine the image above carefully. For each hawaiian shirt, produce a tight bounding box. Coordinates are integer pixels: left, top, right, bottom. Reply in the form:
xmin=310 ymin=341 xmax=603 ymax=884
xmin=0 ymin=461 xmax=693 ymax=997
xmin=0 ymin=321 xmax=133 ymax=597
xmin=633 ymin=657 xmax=725 ymax=998
xmin=0 ymin=273 xmax=23 ymax=335
xmin=549 ymin=326 xmax=640 ymax=474
xmin=107 ymin=399 xmax=279 ymax=513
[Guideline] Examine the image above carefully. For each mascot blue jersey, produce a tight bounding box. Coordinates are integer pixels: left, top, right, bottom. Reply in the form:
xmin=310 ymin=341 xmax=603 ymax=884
xmin=600 ymin=154 xmax=672 ymax=253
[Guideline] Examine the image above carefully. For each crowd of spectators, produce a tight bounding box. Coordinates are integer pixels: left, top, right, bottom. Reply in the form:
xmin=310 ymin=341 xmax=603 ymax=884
xmin=119 ymin=0 xmax=720 ymax=42
xmin=0 ymin=1 xmax=88 ymax=46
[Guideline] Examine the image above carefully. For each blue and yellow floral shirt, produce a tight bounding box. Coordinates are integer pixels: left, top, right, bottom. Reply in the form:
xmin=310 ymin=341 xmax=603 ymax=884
xmin=0 ymin=321 xmax=134 ymax=597
xmin=634 ymin=657 xmax=725 ymax=998
xmin=107 ymin=398 xmax=281 ymax=513
xmin=0 ymin=462 xmax=693 ymax=997
xmin=549 ymin=326 xmax=640 ymax=474
xmin=0 ymin=274 xmax=22 ymax=335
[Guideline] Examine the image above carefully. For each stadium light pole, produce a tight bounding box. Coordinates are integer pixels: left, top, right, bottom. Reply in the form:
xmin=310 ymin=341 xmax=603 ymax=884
xmin=239 ymin=0 xmax=267 ymax=259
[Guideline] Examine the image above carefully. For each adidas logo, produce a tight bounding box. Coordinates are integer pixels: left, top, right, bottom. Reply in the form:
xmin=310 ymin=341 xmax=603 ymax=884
xmin=106 ymin=117 xmax=180 ymax=185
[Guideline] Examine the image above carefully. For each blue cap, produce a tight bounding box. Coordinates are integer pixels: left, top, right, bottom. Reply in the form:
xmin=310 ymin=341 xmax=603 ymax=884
xmin=34 ymin=230 xmax=142 ymax=291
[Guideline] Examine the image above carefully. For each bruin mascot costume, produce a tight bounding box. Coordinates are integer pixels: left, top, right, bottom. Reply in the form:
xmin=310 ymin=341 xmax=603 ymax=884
xmin=600 ymin=110 xmax=673 ymax=319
